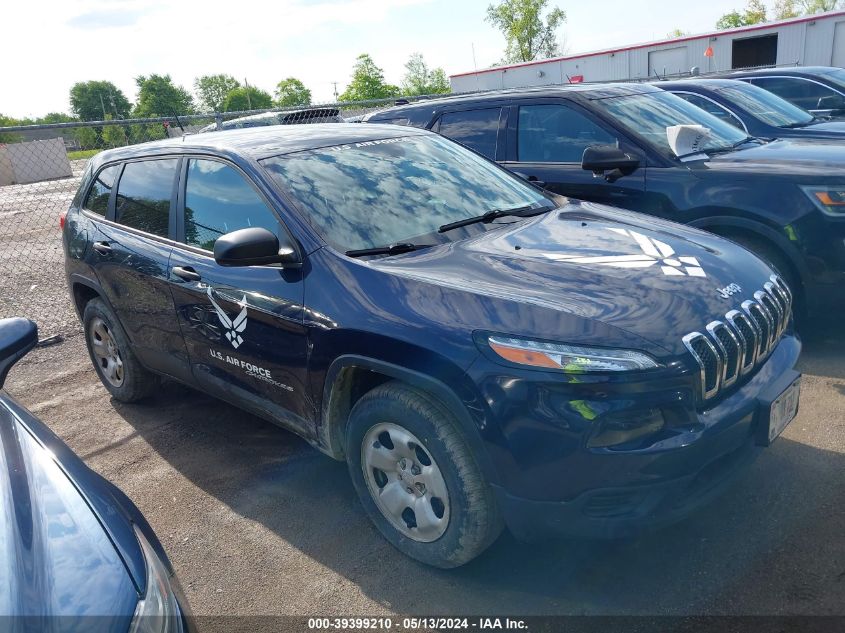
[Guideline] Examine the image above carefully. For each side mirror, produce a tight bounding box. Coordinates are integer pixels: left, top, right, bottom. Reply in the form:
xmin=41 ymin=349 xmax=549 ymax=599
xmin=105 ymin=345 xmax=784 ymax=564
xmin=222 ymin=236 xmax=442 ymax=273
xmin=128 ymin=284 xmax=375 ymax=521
xmin=581 ymin=145 xmax=640 ymax=183
xmin=0 ymin=318 xmax=38 ymax=389
xmin=213 ymin=227 xmax=300 ymax=268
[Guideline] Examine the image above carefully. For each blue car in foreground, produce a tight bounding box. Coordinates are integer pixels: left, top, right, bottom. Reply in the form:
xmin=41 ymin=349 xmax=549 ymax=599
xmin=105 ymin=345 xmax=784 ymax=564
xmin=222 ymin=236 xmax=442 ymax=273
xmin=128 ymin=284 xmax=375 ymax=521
xmin=63 ymin=125 xmax=801 ymax=567
xmin=0 ymin=318 xmax=189 ymax=631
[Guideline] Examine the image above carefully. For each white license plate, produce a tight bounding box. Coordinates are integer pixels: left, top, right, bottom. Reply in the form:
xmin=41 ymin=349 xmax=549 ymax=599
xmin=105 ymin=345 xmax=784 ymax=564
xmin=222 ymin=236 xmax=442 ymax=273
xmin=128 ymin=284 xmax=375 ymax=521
xmin=768 ymin=378 xmax=801 ymax=443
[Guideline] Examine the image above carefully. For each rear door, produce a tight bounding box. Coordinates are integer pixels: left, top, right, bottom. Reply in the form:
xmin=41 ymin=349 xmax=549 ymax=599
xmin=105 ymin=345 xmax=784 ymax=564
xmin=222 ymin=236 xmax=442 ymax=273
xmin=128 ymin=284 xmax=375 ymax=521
xmin=167 ymin=157 xmax=312 ymax=436
xmin=501 ymin=100 xmax=648 ymax=208
xmin=84 ymin=157 xmax=190 ymax=381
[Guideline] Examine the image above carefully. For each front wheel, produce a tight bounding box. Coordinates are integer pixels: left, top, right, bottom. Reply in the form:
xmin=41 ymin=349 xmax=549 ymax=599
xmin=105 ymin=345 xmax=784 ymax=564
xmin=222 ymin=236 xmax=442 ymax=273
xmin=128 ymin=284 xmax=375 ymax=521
xmin=346 ymin=382 xmax=502 ymax=568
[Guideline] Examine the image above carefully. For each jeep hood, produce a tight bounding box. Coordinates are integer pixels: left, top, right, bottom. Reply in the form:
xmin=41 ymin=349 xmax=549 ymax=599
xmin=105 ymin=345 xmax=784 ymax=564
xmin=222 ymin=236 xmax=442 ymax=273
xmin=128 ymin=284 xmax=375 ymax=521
xmin=371 ymin=200 xmax=777 ymax=356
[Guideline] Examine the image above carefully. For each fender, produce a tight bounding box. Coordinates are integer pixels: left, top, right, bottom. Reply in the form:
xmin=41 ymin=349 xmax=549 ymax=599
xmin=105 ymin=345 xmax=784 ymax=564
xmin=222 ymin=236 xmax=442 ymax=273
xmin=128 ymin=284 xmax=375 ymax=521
xmin=687 ymin=214 xmax=811 ymax=284
xmin=68 ymin=273 xmax=114 ymax=318
xmin=320 ymin=354 xmax=501 ymax=485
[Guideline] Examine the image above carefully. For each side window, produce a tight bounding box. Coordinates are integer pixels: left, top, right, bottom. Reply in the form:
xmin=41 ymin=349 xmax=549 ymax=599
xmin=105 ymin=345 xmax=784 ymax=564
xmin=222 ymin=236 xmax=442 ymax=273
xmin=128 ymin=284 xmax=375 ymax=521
xmin=115 ymin=159 xmax=178 ymax=237
xmin=84 ymin=165 xmax=120 ymax=216
xmin=437 ymin=108 xmax=501 ymax=160
xmin=183 ymin=159 xmax=280 ymax=251
xmin=751 ymin=77 xmax=839 ymax=110
xmin=517 ymin=104 xmax=617 ymax=163
xmin=673 ymin=93 xmax=744 ymax=129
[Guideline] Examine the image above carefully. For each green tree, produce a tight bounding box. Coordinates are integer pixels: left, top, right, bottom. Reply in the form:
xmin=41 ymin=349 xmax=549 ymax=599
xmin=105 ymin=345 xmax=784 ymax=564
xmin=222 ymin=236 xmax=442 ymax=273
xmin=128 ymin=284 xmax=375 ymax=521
xmin=133 ymin=74 xmax=195 ymax=117
xmin=101 ymin=116 xmax=128 ymax=148
xmin=194 ymin=74 xmax=240 ymax=112
xmin=667 ymin=28 xmax=688 ymax=38
xmin=69 ymin=81 xmax=132 ymax=121
xmin=800 ymin=0 xmax=842 ymax=12
xmin=222 ymin=86 xmax=273 ymax=112
xmin=485 ymin=0 xmax=566 ymax=63
xmin=274 ymin=78 xmax=312 ymax=107
xmin=0 ymin=113 xmax=21 ymax=143
xmin=339 ymin=54 xmax=399 ymax=102
xmin=716 ymin=0 xmax=767 ymax=29
xmin=774 ymin=0 xmax=800 ymax=18
xmin=401 ymin=53 xmax=451 ymax=95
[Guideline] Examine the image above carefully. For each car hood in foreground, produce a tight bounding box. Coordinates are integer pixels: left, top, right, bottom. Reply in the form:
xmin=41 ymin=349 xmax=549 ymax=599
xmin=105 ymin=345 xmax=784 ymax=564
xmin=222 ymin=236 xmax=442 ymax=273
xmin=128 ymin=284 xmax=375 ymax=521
xmin=371 ymin=200 xmax=777 ymax=356
xmin=0 ymin=397 xmax=138 ymax=622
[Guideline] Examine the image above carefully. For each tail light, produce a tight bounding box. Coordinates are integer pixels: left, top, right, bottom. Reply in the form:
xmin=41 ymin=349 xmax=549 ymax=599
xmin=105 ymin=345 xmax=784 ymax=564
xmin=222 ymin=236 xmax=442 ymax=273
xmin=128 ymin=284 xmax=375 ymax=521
xmin=59 ymin=211 xmax=66 ymax=230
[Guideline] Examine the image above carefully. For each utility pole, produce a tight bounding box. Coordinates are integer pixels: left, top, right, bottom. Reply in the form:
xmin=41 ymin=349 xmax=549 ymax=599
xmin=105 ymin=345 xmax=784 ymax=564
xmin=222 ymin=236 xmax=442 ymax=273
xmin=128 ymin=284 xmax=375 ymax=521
xmin=331 ymin=81 xmax=339 ymax=101
xmin=244 ymin=77 xmax=252 ymax=109
xmin=99 ymin=94 xmax=107 ymax=120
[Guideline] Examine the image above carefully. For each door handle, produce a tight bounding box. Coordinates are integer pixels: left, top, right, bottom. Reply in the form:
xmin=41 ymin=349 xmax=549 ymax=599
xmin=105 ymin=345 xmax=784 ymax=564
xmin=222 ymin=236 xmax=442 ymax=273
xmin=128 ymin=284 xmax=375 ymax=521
xmin=92 ymin=241 xmax=112 ymax=255
xmin=172 ymin=266 xmax=202 ymax=282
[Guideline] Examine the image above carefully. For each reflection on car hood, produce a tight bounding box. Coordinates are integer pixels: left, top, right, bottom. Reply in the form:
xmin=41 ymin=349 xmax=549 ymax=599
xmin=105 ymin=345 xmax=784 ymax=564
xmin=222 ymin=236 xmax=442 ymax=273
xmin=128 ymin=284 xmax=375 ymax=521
xmin=372 ymin=200 xmax=776 ymax=355
xmin=703 ymin=137 xmax=845 ymax=176
xmin=0 ymin=397 xmax=138 ymax=620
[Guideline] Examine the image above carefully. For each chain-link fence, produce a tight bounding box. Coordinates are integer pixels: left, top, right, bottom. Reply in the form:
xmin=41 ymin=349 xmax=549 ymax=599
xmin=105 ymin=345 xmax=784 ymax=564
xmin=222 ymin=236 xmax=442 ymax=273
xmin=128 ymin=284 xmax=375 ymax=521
xmin=0 ymin=96 xmax=433 ymax=337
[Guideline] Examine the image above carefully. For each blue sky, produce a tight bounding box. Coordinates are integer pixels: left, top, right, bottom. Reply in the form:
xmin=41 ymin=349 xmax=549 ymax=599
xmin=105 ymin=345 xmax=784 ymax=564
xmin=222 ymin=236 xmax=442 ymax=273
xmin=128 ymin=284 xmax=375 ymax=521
xmin=3 ymin=0 xmax=751 ymax=118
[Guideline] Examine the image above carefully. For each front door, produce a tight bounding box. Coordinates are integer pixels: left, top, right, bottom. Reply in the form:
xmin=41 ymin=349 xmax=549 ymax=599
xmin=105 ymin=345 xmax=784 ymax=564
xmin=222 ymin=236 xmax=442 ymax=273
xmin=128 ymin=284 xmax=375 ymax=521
xmin=502 ymin=101 xmax=648 ymax=210
xmin=167 ymin=158 xmax=311 ymax=436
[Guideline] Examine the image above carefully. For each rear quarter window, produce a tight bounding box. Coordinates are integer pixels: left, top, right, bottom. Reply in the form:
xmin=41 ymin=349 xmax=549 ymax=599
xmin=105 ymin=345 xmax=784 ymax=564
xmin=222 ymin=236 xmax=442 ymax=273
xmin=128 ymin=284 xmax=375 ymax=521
xmin=83 ymin=165 xmax=120 ymax=216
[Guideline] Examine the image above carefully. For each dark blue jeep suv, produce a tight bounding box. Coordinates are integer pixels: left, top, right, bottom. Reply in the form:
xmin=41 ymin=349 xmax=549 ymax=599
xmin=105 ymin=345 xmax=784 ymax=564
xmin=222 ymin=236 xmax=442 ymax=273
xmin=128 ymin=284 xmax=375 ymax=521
xmin=64 ymin=124 xmax=801 ymax=567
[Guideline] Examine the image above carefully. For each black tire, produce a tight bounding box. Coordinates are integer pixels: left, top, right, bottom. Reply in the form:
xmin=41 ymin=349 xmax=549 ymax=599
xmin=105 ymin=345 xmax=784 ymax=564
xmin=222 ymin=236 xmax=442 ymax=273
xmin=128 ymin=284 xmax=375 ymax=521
xmin=346 ymin=381 xmax=502 ymax=568
xmin=725 ymin=233 xmax=805 ymax=324
xmin=82 ymin=298 xmax=159 ymax=402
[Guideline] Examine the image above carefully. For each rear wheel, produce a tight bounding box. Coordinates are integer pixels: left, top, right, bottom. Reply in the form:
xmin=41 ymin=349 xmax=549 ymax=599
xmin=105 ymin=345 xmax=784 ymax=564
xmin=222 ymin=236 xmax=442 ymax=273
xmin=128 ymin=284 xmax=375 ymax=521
xmin=83 ymin=298 xmax=159 ymax=402
xmin=346 ymin=382 xmax=502 ymax=568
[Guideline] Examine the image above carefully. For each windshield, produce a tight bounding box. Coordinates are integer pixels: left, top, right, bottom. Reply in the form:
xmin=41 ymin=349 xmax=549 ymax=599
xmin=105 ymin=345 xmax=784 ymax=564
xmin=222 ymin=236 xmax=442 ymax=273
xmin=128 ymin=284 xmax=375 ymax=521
xmin=715 ymin=82 xmax=813 ymax=127
xmin=261 ymin=134 xmax=550 ymax=252
xmin=596 ymin=90 xmax=749 ymax=157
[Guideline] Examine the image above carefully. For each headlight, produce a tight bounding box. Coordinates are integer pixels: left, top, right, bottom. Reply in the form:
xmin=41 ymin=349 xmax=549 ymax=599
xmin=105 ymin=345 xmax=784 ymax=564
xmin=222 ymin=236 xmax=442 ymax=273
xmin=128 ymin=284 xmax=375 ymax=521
xmin=129 ymin=526 xmax=184 ymax=633
xmin=484 ymin=334 xmax=660 ymax=372
xmin=800 ymin=185 xmax=845 ymax=216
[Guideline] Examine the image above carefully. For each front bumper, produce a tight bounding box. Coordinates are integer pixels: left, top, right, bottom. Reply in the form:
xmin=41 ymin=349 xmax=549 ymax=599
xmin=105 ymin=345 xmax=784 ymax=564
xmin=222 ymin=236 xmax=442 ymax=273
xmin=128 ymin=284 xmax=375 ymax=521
xmin=469 ymin=334 xmax=802 ymax=541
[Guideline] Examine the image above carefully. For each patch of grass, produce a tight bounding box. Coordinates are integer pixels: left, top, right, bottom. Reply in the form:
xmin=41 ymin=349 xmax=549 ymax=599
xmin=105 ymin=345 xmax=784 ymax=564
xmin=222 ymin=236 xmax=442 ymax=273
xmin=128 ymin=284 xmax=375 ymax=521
xmin=67 ymin=149 xmax=100 ymax=160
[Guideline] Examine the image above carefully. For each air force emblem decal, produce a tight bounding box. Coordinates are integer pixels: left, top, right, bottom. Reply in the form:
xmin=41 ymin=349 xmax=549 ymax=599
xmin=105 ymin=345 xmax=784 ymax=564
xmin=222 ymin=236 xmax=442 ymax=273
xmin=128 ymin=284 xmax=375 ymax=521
xmin=207 ymin=287 xmax=248 ymax=349
xmin=542 ymin=228 xmax=707 ymax=278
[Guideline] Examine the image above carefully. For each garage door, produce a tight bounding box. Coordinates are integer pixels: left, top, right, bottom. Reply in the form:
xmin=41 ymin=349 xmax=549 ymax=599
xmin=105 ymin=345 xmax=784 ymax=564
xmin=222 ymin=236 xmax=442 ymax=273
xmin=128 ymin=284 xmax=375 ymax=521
xmin=648 ymin=47 xmax=688 ymax=78
xmin=832 ymin=21 xmax=845 ymax=67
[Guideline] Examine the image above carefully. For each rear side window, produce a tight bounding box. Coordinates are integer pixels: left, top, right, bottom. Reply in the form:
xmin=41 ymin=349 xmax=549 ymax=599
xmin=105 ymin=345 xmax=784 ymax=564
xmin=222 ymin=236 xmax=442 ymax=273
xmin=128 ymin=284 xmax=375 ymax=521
xmin=115 ymin=159 xmax=178 ymax=237
xmin=750 ymin=77 xmax=840 ymax=110
xmin=84 ymin=165 xmax=120 ymax=216
xmin=183 ymin=159 xmax=280 ymax=251
xmin=518 ymin=104 xmax=617 ymax=163
xmin=437 ymin=108 xmax=501 ymax=159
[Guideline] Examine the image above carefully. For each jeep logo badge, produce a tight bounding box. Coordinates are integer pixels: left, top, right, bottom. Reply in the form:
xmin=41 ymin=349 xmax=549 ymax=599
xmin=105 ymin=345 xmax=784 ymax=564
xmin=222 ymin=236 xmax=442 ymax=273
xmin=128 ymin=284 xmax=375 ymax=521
xmin=716 ymin=282 xmax=742 ymax=299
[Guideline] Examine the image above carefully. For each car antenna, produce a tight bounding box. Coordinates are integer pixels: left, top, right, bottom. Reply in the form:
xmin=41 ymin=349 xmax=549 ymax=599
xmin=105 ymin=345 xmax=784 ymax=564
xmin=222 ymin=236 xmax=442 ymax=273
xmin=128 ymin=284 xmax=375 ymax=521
xmin=169 ymin=109 xmax=185 ymax=133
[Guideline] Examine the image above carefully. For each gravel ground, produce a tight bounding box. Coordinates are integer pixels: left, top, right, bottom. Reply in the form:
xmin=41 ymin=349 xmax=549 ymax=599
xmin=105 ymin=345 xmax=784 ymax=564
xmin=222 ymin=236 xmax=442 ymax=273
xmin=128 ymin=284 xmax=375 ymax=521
xmin=4 ymin=318 xmax=843 ymax=623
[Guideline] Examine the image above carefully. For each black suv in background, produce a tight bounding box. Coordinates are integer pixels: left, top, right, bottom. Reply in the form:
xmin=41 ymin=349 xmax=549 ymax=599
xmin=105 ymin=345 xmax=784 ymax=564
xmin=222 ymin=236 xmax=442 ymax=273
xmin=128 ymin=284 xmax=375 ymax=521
xmin=364 ymin=83 xmax=845 ymax=319
xmin=719 ymin=66 xmax=845 ymax=118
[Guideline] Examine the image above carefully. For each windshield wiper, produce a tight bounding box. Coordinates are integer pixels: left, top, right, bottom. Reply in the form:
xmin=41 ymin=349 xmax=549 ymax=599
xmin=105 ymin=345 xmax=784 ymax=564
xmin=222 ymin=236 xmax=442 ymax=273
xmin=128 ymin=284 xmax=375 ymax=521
xmin=779 ymin=120 xmax=815 ymax=129
xmin=345 ymin=242 xmax=434 ymax=258
xmin=705 ymin=137 xmax=759 ymax=155
xmin=438 ymin=204 xmax=551 ymax=233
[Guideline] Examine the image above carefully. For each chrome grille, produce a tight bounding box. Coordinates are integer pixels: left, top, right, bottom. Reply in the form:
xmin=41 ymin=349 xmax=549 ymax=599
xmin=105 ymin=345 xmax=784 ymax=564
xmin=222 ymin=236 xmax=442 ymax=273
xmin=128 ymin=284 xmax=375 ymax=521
xmin=683 ymin=275 xmax=792 ymax=402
